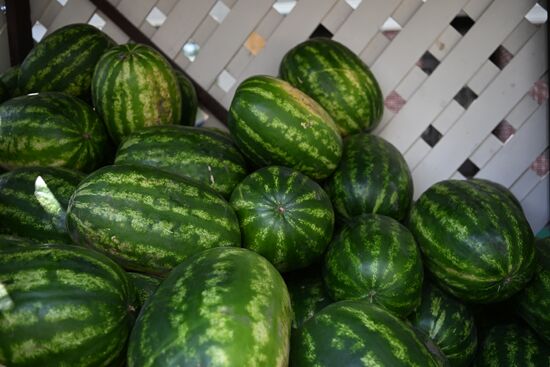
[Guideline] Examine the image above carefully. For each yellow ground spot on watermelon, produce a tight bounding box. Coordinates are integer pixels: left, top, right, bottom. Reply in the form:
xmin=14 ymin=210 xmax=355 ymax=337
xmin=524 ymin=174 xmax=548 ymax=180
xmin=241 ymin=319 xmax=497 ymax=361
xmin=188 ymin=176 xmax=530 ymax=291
xmin=55 ymin=269 xmax=112 ymax=292
xmin=0 ymin=308 xmax=39 ymax=331
xmin=44 ymin=304 xmax=93 ymax=323
xmin=9 ymin=269 xmax=49 ymax=292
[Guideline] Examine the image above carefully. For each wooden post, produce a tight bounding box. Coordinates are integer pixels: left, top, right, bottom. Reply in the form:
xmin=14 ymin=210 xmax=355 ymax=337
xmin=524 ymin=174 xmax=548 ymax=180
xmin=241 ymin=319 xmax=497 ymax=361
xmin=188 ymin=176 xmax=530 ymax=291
xmin=5 ymin=0 xmax=33 ymax=66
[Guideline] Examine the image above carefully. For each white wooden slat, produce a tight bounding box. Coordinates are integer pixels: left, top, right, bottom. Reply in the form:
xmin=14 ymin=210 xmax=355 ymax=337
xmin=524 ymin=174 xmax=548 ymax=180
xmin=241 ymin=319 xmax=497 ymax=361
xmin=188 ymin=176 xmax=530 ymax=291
xmin=156 ymin=0 xmax=179 ymax=15
xmin=226 ymin=47 xmax=253 ymax=79
xmin=428 ymin=26 xmax=461 ymax=61
xmin=371 ymin=0 xmax=468 ymax=98
xmin=379 ymin=0 xmax=537 ymax=153
xmin=462 ymin=0 xmax=493 ymax=20
xmin=404 ymin=138 xmax=431 ymax=170
xmin=451 ymin=171 xmax=466 ymax=180
xmin=221 ymin=0 xmax=338 ymax=108
xmin=412 ymin=26 xmax=547 ymax=195
xmin=254 ymin=9 xmax=283 ymax=39
xmin=395 ymin=66 xmax=427 ymax=100
xmin=321 ymin=0 xmax=353 ymax=34
xmin=476 ymin=103 xmax=548 ymax=186
xmin=152 ymin=0 xmax=217 ymax=59
xmin=186 ymin=0 xmax=273 ymax=88
xmin=332 ymin=0 xmax=400 ymax=55
xmin=507 ymin=93 xmax=541 ymax=129
xmin=37 ymin=1 xmax=63 ymax=28
xmin=467 ymin=60 xmax=499 ymax=95
xmin=183 ymin=17 xmax=218 ymax=52
xmin=502 ymin=19 xmax=538 ymax=55
xmin=99 ymin=13 xmax=130 ymax=44
xmin=31 ymin=0 xmax=55 ymax=23
xmin=391 ymin=0 xmax=423 ymax=27
xmin=430 ymin=100 xmax=464 ymax=135
xmin=139 ymin=20 xmax=157 ymax=39
xmin=469 ymin=134 xmax=502 ymax=168
xmin=521 ymin=175 xmax=549 ymax=233
xmin=511 ymin=167 xmax=542 ymax=201
xmin=116 ymin=0 xmax=156 ymax=27
xmin=360 ymin=32 xmax=390 ymax=67
xmin=47 ymin=0 xmax=96 ymax=34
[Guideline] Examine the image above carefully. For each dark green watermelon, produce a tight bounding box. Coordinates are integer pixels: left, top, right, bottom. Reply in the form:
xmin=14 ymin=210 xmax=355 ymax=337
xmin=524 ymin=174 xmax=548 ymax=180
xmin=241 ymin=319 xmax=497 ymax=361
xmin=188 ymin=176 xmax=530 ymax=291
xmin=325 ymin=133 xmax=413 ymax=221
xmin=0 ymin=167 xmax=83 ymax=243
xmin=0 ymin=92 xmax=112 ymax=172
xmin=18 ymin=23 xmax=115 ymax=99
xmin=127 ymin=272 xmax=161 ymax=309
xmin=66 ymin=164 xmax=241 ymax=275
xmin=280 ymin=38 xmax=383 ymax=135
xmin=475 ymin=321 xmax=550 ymax=366
xmin=290 ymin=300 xmax=444 ymax=366
xmin=323 ymin=214 xmax=423 ymax=317
xmin=515 ymin=237 xmax=550 ymax=344
xmin=92 ymin=43 xmax=182 ymax=144
xmin=409 ymin=179 xmax=535 ymax=303
xmin=127 ymin=247 xmax=292 ymax=367
xmin=409 ymin=282 xmax=477 ymax=367
xmin=115 ymin=125 xmax=248 ymax=198
xmin=228 ymin=75 xmax=342 ymax=180
xmin=0 ymin=244 xmax=138 ymax=367
xmin=0 ymin=65 xmax=20 ymax=97
xmin=230 ymin=166 xmax=334 ymax=272
xmin=174 ymin=69 xmax=198 ymax=125
xmin=0 ymin=234 xmax=35 ymax=250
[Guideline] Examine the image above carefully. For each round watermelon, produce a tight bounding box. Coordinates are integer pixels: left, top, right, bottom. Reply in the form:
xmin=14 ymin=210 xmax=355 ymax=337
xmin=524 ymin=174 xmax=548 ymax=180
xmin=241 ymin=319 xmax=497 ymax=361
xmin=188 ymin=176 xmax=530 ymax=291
xmin=0 ymin=244 xmax=138 ymax=367
xmin=409 ymin=179 xmax=535 ymax=303
xmin=290 ymin=300 xmax=444 ymax=366
xmin=0 ymin=92 xmax=112 ymax=172
xmin=18 ymin=23 xmax=115 ymax=99
xmin=0 ymin=234 xmax=35 ymax=250
xmin=174 ymin=69 xmax=198 ymax=125
xmin=280 ymin=38 xmax=383 ymax=135
xmin=128 ymin=247 xmax=292 ymax=367
xmin=323 ymin=214 xmax=423 ymax=317
xmin=325 ymin=133 xmax=413 ymax=221
xmin=92 ymin=43 xmax=181 ymax=144
xmin=230 ymin=166 xmax=334 ymax=272
xmin=228 ymin=75 xmax=342 ymax=180
xmin=0 ymin=65 xmax=20 ymax=98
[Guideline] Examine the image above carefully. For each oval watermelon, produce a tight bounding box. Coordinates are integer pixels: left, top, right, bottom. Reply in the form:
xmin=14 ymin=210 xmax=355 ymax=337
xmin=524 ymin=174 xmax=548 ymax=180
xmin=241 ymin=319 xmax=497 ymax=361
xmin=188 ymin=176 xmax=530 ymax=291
xmin=128 ymin=247 xmax=292 ymax=367
xmin=174 ymin=69 xmax=198 ymax=125
xmin=0 ymin=65 xmax=20 ymax=98
xmin=409 ymin=179 xmax=535 ymax=303
xmin=228 ymin=75 xmax=342 ymax=180
xmin=0 ymin=92 xmax=112 ymax=172
xmin=0 ymin=234 xmax=35 ymax=251
xmin=18 ymin=23 xmax=115 ymax=99
xmin=66 ymin=164 xmax=241 ymax=275
xmin=280 ymin=38 xmax=383 ymax=135
xmin=0 ymin=244 xmax=138 ymax=367
xmin=92 ymin=43 xmax=182 ymax=144
xmin=230 ymin=166 xmax=334 ymax=272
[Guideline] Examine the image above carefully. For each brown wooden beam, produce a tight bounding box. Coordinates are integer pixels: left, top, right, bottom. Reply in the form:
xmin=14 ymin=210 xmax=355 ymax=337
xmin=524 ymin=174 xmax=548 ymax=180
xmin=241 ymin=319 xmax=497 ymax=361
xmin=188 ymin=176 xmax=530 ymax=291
xmin=5 ymin=0 xmax=33 ymax=66
xmin=89 ymin=0 xmax=228 ymax=125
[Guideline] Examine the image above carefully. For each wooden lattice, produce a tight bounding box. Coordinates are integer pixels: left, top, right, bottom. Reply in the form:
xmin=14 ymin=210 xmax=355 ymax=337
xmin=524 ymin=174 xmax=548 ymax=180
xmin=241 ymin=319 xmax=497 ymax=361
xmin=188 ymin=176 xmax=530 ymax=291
xmin=4 ymin=0 xmax=550 ymax=231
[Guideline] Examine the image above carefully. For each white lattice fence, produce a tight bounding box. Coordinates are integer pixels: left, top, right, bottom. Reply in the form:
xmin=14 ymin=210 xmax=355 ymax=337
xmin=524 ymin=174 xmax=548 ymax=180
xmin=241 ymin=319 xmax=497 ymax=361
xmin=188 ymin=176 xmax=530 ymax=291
xmin=21 ymin=0 xmax=550 ymax=232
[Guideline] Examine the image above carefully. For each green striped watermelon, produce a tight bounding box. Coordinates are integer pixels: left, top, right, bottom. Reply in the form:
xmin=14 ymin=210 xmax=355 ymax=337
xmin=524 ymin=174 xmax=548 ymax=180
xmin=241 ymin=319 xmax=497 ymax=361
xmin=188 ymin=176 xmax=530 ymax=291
xmin=0 ymin=65 xmax=20 ymax=98
xmin=290 ymin=300 xmax=444 ymax=366
xmin=0 ymin=244 xmax=138 ymax=367
xmin=127 ymin=272 xmax=161 ymax=309
xmin=0 ymin=167 xmax=83 ymax=244
xmin=174 ymin=69 xmax=198 ymax=125
xmin=92 ymin=43 xmax=181 ymax=144
xmin=18 ymin=23 xmax=115 ymax=99
xmin=228 ymin=75 xmax=342 ymax=180
xmin=230 ymin=166 xmax=334 ymax=272
xmin=0 ymin=234 xmax=35 ymax=250
xmin=409 ymin=179 xmax=535 ymax=303
xmin=66 ymin=164 xmax=241 ymax=275
xmin=325 ymin=133 xmax=413 ymax=221
xmin=284 ymin=266 xmax=332 ymax=329
xmin=128 ymin=247 xmax=292 ymax=367
xmin=409 ymin=282 xmax=477 ymax=367
xmin=114 ymin=125 xmax=248 ymax=198
xmin=469 ymin=178 xmax=523 ymax=211
xmin=280 ymin=38 xmax=383 ymax=135
xmin=323 ymin=214 xmax=423 ymax=317
xmin=475 ymin=321 xmax=550 ymax=366
xmin=515 ymin=237 xmax=550 ymax=344
xmin=0 ymin=92 xmax=112 ymax=172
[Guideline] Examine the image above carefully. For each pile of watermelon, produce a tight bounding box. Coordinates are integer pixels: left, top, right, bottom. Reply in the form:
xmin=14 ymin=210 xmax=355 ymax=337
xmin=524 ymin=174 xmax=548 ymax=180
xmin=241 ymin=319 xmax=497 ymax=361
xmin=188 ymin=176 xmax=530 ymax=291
xmin=0 ymin=23 xmax=548 ymax=367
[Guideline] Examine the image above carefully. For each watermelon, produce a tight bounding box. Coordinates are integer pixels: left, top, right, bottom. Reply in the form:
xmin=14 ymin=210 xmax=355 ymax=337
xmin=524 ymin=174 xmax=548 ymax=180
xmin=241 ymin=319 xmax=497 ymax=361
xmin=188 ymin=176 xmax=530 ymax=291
xmin=92 ymin=43 xmax=182 ymax=144
xmin=409 ymin=179 xmax=535 ymax=303
xmin=325 ymin=133 xmax=413 ymax=221
xmin=284 ymin=266 xmax=332 ymax=329
xmin=66 ymin=164 xmax=241 ymax=275
xmin=230 ymin=166 xmax=334 ymax=272
xmin=280 ymin=38 xmax=383 ymax=135
xmin=475 ymin=321 xmax=550 ymax=366
xmin=0 ymin=81 xmax=8 ymax=104
xmin=0 ymin=65 xmax=20 ymax=97
xmin=323 ymin=214 xmax=423 ymax=317
xmin=469 ymin=178 xmax=523 ymax=210
xmin=0 ymin=244 xmax=138 ymax=367
xmin=115 ymin=125 xmax=248 ymax=198
xmin=228 ymin=75 xmax=342 ymax=180
xmin=18 ymin=23 xmax=115 ymax=99
xmin=127 ymin=247 xmax=292 ymax=367
xmin=0 ymin=235 xmax=35 ymax=250
xmin=515 ymin=237 xmax=550 ymax=344
xmin=409 ymin=282 xmax=477 ymax=367
xmin=0 ymin=92 xmax=112 ymax=172
xmin=290 ymin=300 xmax=444 ymax=366
xmin=174 ymin=69 xmax=198 ymax=125
xmin=127 ymin=272 xmax=161 ymax=309
xmin=0 ymin=167 xmax=83 ymax=244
